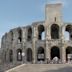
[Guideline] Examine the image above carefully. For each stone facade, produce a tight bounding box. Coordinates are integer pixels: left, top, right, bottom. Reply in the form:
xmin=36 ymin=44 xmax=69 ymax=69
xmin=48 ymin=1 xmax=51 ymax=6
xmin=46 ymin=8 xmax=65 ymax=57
xmin=1 ymin=3 xmax=72 ymax=70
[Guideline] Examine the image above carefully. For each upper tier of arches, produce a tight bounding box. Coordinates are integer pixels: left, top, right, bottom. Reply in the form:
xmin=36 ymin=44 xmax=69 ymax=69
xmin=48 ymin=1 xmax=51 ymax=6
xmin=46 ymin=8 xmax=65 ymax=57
xmin=2 ymin=22 xmax=72 ymax=45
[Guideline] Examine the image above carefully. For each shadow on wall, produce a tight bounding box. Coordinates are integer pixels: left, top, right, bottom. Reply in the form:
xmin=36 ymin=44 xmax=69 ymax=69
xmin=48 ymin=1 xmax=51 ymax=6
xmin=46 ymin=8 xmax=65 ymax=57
xmin=43 ymin=66 xmax=72 ymax=72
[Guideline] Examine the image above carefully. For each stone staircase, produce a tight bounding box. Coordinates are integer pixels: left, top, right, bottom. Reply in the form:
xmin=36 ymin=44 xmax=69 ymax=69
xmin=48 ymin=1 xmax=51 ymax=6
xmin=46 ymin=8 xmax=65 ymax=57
xmin=5 ymin=64 xmax=72 ymax=72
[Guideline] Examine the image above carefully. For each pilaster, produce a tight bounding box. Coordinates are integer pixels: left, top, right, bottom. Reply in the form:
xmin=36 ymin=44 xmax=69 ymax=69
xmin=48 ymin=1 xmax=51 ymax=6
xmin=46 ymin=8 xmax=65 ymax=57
xmin=46 ymin=41 xmax=50 ymax=61
xmin=22 ymin=27 xmax=27 ymax=63
xmin=62 ymin=46 xmax=66 ymax=63
xmin=32 ymin=25 xmax=38 ymax=63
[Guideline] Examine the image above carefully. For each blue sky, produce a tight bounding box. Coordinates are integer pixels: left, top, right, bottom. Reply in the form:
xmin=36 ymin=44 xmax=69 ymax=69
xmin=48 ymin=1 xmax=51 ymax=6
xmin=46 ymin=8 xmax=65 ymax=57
xmin=0 ymin=0 xmax=72 ymax=47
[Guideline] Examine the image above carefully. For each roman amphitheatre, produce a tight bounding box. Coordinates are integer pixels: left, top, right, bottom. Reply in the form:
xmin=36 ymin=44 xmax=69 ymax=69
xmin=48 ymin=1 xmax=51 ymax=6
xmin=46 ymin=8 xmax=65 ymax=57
xmin=0 ymin=3 xmax=72 ymax=72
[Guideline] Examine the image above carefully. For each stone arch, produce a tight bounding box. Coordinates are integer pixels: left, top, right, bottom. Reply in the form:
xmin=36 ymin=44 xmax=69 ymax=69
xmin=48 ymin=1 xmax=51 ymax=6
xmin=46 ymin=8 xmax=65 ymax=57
xmin=17 ymin=28 xmax=22 ymax=43
xmin=9 ymin=50 xmax=13 ymax=62
xmin=51 ymin=24 xmax=59 ymax=39
xmin=51 ymin=46 xmax=60 ymax=60
xmin=17 ymin=49 xmax=22 ymax=61
xmin=38 ymin=25 xmax=45 ymax=40
xmin=65 ymin=25 xmax=72 ymax=40
xmin=27 ymin=27 xmax=32 ymax=41
xmin=37 ymin=47 xmax=45 ymax=61
xmin=26 ymin=48 xmax=33 ymax=62
xmin=66 ymin=46 xmax=72 ymax=61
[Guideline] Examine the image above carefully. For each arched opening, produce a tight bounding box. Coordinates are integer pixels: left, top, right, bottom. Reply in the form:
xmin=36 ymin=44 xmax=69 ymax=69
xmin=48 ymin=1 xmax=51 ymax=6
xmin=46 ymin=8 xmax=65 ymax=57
xmin=27 ymin=27 xmax=32 ymax=41
xmin=51 ymin=24 xmax=59 ymax=39
xmin=64 ymin=31 xmax=69 ymax=40
xmin=9 ymin=50 xmax=13 ymax=62
xmin=38 ymin=25 xmax=45 ymax=40
xmin=66 ymin=46 xmax=72 ymax=62
xmin=17 ymin=49 xmax=22 ymax=61
xmin=37 ymin=47 xmax=45 ymax=61
xmin=65 ymin=25 xmax=72 ymax=40
xmin=26 ymin=48 xmax=33 ymax=62
xmin=51 ymin=46 xmax=60 ymax=60
xmin=18 ymin=28 xmax=22 ymax=43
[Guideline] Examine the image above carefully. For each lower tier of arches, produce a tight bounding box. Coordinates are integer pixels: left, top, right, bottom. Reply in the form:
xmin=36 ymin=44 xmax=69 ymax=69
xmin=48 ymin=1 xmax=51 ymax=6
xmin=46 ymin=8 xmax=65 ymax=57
xmin=4 ymin=46 xmax=72 ymax=64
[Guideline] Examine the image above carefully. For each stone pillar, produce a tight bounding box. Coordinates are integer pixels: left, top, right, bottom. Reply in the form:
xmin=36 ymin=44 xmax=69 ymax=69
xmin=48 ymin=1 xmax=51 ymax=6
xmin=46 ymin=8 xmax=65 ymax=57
xmin=46 ymin=41 xmax=50 ymax=61
xmin=22 ymin=28 xmax=26 ymax=63
xmin=32 ymin=25 xmax=38 ymax=64
xmin=13 ymin=49 xmax=17 ymax=65
xmin=12 ymin=30 xmax=18 ymax=65
xmin=59 ymin=25 xmax=62 ymax=39
xmin=6 ymin=49 xmax=9 ymax=63
xmin=61 ymin=25 xmax=65 ymax=40
xmin=62 ymin=47 xmax=66 ymax=63
xmin=1 ymin=49 xmax=5 ymax=64
xmin=45 ymin=24 xmax=51 ymax=62
xmin=61 ymin=25 xmax=66 ymax=63
xmin=45 ymin=22 xmax=51 ymax=40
